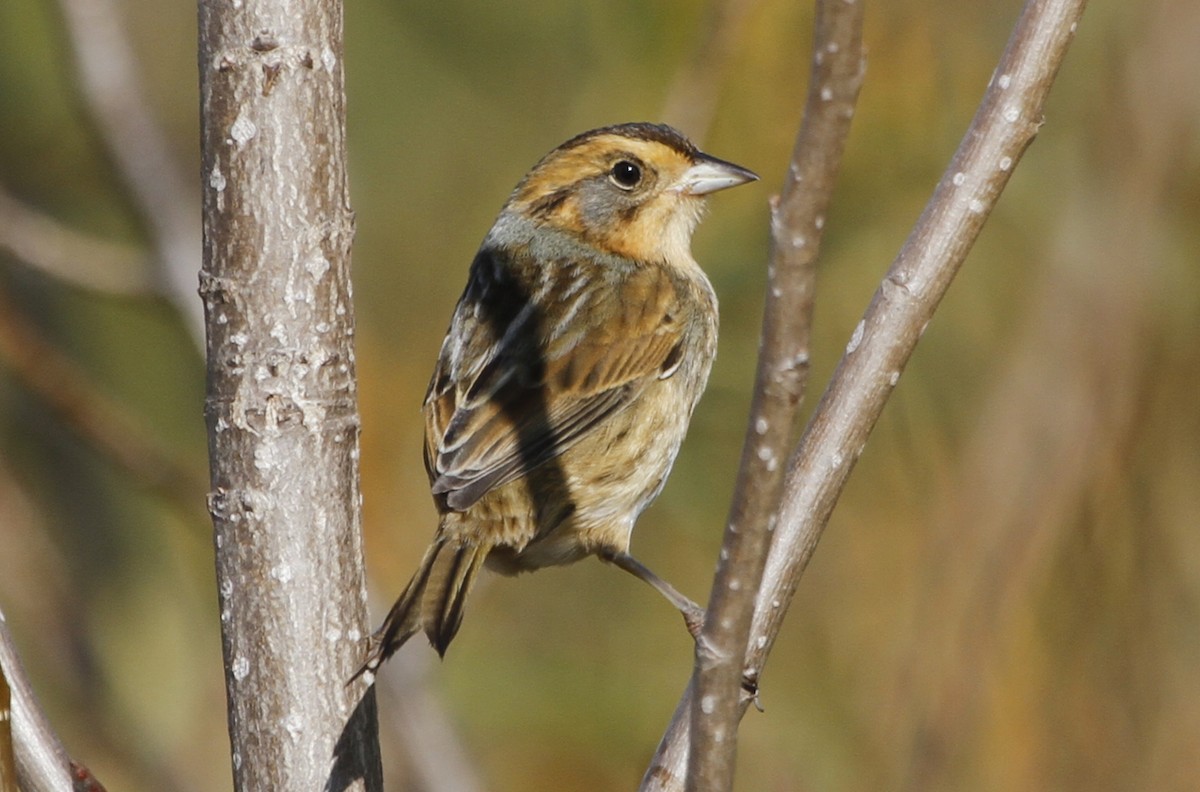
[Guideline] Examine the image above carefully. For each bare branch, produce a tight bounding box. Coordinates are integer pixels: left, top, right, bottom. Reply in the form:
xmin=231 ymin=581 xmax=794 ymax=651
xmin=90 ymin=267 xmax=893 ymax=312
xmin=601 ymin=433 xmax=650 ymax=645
xmin=754 ymin=0 xmax=1088 ymax=676
xmin=0 ymin=185 xmax=151 ymax=296
xmin=645 ymin=0 xmax=1089 ymax=788
xmin=56 ymin=0 xmax=203 ymax=340
xmin=198 ymin=0 xmax=381 ymax=788
xmin=683 ymin=1 xmax=864 ymax=789
xmin=0 ymin=607 xmax=76 ymax=792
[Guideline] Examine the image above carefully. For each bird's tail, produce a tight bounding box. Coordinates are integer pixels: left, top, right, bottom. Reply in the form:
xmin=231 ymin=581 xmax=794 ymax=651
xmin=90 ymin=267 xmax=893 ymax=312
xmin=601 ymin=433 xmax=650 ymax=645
xmin=355 ymin=537 xmax=490 ymax=680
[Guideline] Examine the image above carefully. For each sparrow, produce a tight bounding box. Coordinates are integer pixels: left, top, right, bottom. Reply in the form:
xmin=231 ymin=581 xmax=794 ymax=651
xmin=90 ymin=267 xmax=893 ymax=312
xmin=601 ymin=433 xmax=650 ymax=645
xmin=361 ymin=122 xmax=756 ymax=676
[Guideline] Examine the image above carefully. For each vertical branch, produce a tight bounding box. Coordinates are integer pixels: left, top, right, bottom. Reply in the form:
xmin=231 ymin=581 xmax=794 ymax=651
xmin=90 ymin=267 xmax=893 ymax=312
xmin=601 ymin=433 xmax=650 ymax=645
xmin=645 ymin=0 xmax=1088 ymax=789
xmin=684 ymin=2 xmax=865 ymax=791
xmin=198 ymin=0 xmax=381 ymax=789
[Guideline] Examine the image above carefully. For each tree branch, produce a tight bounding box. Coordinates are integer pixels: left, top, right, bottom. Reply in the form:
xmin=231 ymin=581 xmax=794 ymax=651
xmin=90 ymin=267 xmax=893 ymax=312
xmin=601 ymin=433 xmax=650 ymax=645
xmin=0 ymin=607 xmax=78 ymax=792
xmin=198 ymin=0 xmax=381 ymax=788
xmin=756 ymin=0 xmax=1087 ymax=674
xmin=897 ymin=7 xmax=1188 ymax=774
xmin=645 ymin=0 xmax=1088 ymax=788
xmin=684 ymin=1 xmax=864 ymax=790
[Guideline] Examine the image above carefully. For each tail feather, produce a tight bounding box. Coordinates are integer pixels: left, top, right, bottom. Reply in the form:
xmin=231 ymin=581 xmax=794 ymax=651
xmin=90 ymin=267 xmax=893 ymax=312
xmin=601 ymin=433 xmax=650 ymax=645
xmin=422 ymin=539 xmax=489 ymax=655
xmin=356 ymin=538 xmax=490 ymax=679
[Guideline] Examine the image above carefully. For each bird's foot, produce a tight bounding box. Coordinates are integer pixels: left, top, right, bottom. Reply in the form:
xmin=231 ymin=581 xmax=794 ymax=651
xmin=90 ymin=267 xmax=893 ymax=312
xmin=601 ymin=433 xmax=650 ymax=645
xmin=741 ymin=669 xmax=764 ymax=712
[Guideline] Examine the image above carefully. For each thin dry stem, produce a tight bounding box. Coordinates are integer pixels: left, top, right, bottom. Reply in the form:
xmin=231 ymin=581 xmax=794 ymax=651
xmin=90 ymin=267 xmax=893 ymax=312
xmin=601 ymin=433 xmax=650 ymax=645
xmin=644 ymin=0 xmax=1089 ymax=788
xmin=374 ymin=653 xmax=486 ymax=792
xmin=753 ymin=0 xmax=1088 ymax=673
xmin=681 ymin=1 xmax=865 ymax=790
xmin=0 ymin=608 xmax=77 ymax=792
xmin=897 ymin=8 xmax=1185 ymax=775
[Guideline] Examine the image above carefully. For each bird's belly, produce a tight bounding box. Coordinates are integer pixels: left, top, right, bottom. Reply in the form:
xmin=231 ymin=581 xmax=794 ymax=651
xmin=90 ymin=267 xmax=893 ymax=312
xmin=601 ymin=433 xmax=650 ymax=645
xmin=486 ymin=390 xmax=691 ymax=574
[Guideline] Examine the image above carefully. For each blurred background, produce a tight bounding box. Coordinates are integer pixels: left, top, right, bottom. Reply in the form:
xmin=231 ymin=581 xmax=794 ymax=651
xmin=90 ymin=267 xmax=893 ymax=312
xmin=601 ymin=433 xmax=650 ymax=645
xmin=1 ymin=0 xmax=1198 ymax=789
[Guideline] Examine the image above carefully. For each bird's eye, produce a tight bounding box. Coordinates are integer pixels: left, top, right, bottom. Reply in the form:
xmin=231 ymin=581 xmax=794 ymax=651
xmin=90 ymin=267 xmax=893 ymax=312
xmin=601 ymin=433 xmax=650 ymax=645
xmin=609 ymin=160 xmax=642 ymax=190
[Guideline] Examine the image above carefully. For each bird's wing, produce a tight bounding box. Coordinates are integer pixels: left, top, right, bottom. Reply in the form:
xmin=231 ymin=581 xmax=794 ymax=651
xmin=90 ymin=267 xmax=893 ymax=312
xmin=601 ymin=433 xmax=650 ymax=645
xmin=423 ymin=246 xmax=686 ymax=511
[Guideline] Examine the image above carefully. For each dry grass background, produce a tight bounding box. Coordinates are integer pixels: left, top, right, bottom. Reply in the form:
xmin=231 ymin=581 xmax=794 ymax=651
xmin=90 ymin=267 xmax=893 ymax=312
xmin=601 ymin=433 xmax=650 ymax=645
xmin=1 ymin=0 xmax=1198 ymax=790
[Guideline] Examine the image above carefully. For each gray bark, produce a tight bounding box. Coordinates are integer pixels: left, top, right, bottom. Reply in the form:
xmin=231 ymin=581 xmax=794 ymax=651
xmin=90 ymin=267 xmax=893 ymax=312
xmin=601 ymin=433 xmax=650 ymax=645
xmin=198 ymin=0 xmax=381 ymax=788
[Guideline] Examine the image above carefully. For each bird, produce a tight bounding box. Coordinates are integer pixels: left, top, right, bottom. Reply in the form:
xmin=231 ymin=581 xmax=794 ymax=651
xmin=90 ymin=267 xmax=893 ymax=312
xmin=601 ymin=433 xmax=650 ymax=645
xmin=360 ymin=122 xmax=757 ymax=677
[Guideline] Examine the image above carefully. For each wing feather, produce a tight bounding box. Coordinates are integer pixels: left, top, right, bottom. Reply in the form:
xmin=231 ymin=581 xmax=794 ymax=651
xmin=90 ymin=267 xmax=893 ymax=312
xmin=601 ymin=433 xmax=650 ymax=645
xmin=423 ymin=245 xmax=684 ymax=511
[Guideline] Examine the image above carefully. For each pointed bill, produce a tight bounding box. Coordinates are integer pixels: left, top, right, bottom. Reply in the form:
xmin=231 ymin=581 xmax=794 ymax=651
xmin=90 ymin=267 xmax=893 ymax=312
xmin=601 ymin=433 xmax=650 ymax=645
xmin=677 ymin=156 xmax=759 ymax=196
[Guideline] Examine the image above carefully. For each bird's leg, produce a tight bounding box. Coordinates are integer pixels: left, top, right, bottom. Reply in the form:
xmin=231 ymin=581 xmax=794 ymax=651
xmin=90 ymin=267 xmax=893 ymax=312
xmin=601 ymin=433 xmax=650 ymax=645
xmin=600 ymin=550 xmax=706 ymax=637
xmin=601 ymin=550 xmax=764 ymax=703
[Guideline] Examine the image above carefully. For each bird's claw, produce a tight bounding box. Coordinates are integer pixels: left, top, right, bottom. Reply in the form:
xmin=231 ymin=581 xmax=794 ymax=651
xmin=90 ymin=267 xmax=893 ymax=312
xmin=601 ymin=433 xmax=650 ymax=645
xmin=742 ymin=670 xmax=763 ymax=712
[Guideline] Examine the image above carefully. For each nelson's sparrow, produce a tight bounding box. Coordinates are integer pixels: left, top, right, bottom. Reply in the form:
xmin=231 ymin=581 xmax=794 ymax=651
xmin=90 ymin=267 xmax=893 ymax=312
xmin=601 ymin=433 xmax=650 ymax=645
xmin=361 ymin=122 xmax=757 ymax=676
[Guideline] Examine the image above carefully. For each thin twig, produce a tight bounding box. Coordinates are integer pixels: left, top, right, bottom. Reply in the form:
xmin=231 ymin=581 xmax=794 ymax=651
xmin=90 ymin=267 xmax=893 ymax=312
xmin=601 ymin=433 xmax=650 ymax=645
xmin=0 ymin=607 xmax=76 ymax=792
xmin=644 ymin=0 xmax=1089 ymax=788
xmin=56 ymin=0 xmax=203 ymax=341
xmin=753 ymin=0 xmax=1088 ymax=676
xmin=683 ymin=1 xmax=865 ymax=790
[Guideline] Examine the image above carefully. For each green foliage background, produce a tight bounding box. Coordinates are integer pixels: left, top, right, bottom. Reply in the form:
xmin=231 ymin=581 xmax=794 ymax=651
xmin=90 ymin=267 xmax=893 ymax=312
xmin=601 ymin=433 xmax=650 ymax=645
xmin=1 ymin=0 xmax=1198 ymax=790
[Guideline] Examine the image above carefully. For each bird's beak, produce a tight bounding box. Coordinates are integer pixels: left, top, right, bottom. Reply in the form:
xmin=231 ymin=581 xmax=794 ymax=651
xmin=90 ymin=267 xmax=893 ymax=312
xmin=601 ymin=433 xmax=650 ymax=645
xmin=677 ymin=155 xmax=759 ymax=196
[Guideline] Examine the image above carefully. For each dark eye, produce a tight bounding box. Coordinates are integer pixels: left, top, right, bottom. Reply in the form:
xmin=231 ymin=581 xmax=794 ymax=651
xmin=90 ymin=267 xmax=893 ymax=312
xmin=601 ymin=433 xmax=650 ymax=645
xmin=609 ymin=160 xmax=642 ymax=189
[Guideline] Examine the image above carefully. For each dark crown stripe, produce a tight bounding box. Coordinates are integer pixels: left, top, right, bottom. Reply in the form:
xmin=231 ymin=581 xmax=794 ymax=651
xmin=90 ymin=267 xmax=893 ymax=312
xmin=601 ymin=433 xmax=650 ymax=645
xmin=553 ymin=122 xmax=698 ymax=162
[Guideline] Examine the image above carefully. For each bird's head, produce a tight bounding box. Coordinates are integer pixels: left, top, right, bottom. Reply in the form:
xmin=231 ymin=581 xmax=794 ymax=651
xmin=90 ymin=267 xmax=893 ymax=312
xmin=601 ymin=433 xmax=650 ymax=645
xmin=504 ymin=123 xmax=757 ymax=265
